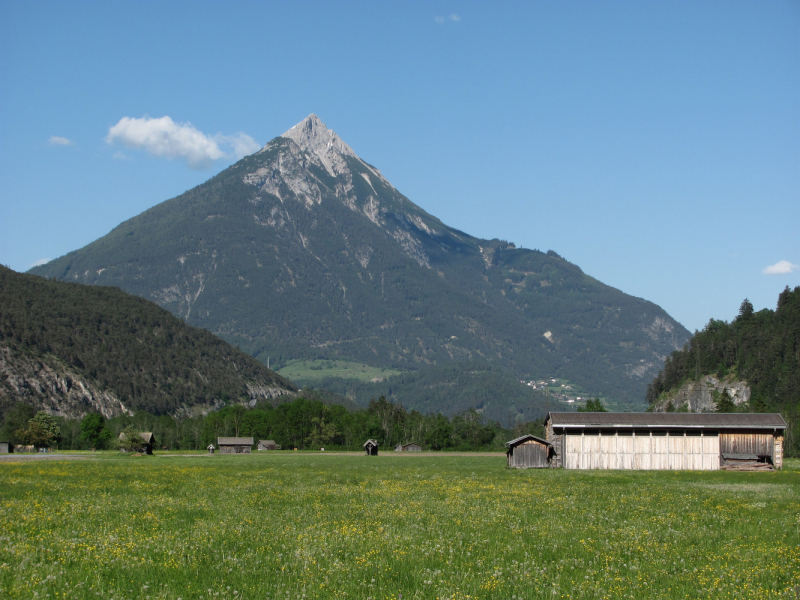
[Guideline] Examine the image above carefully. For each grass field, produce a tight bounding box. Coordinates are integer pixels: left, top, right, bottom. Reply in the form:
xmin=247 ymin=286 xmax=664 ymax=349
xmin=1 ymin=454 xmax=798 ymax=600
xmin=276 ymin=360 xmax=402 ymax=382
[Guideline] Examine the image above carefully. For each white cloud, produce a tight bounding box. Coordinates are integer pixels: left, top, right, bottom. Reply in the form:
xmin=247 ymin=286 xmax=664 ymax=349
xmin=217 ymin=131 xmax=261 ymax=158
xmin=49 ymin=136 xmax=73 ymax=146
xmin=763 ymin=260 xmax=798 ymax=275
xmin=30 ymin=258 xmax=50 ymax=268
xmin=435 ymin=14 xmax=461 ymax=24
xmin=106 ymin=116 xmax=260 ymax=169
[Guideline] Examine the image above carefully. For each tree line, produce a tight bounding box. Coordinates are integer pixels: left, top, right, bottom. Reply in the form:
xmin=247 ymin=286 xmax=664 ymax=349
xmin=0 ymin=395 xmax=546 ymax=453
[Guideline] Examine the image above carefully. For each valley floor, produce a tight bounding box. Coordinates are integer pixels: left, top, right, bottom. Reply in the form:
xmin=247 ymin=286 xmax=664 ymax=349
xmin=1 ymin=454 xmax=798 ymax=599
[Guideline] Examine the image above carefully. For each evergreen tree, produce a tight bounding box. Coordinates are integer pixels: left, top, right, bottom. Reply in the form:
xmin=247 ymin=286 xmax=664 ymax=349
xmin=578 ymin=398 xmax=607 ymax=412
xmin=80 ymin=413 xmax=111 ymax=449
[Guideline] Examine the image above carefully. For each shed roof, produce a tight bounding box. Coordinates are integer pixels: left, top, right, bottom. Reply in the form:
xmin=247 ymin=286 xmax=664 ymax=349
xmin=363 ymin=439 xmax=378 ymax=447
xmin=258 ymin=440 xmax=276 ymax=445
xmin=505 ymin=434 xmax=551 ymax=448
xmin=546 ymin=412 xmax=786 ymax=429
xmin=218 ymin=437 xmax=254 ymax=445
xmin=118 ymin=432 xmax=155 ymax=443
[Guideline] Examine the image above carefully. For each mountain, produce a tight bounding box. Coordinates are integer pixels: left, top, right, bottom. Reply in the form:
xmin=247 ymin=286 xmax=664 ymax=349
xmin=0 ymin=266 xmax=296 ymax=419
xmin=31 ymin=114 xmax=690 ymax=412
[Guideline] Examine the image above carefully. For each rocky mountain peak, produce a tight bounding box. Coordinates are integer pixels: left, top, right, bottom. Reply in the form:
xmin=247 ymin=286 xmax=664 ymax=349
xmin=280 ymin=114 xmax=358 ymax=177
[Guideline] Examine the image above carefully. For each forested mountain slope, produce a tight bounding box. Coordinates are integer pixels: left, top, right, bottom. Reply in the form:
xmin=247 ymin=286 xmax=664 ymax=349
xmin=31 ymin=115 xmax=690 ymax=409
xmin=647 ymin=286 xmax=800 ymax=454
xmin=0 ymin=266 xmax=296 ymax=419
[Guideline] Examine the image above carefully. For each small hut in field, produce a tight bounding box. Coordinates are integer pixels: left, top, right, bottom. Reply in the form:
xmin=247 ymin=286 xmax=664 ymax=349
xmin=363 ymin=439 xmax=379 ymax=456
xmin=118 ymin=432 xmax=156 ymax=455
xmin=0 ymin=441 xmax=13 ymax=454
xmin=506 ymin=434 xmax=552 ymax=468
xmin=395 ymin=442 xmax=422 ymax=452
xmin=257 ymin=440 xmax=277 ymax=451
xmin=218 ymin=437 xmax=253 ymax=454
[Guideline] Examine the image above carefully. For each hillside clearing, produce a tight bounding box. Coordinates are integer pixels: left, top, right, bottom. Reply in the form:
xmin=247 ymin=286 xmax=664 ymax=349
xmin=277 ymin=359 xmax=403 ymax=382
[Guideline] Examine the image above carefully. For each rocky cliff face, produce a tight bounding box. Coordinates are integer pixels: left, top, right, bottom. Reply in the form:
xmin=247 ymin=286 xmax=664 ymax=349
xmin=651 ymin=374 xmax=750 ymax=413
xmin=0 ymin=345 xmax=295 ymax=419
xmin=0 ymin=346 xmax=131 ymax=419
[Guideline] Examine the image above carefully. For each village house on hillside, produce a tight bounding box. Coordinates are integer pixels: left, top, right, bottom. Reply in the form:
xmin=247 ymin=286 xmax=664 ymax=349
xmin=545 ymin=412 xmax=786 ymax=471
xmin=218 ymin=437 xmax=254 ymax=454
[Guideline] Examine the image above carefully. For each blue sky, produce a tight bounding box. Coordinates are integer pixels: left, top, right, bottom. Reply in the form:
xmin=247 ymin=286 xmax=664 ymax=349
xmin=1 ymin=0 xmax=797 ymax=332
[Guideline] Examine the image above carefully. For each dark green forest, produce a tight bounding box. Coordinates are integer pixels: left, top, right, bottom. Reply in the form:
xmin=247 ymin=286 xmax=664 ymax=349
xmin=647 ymin=286 xmax=800 ymax=455
xmin=0 ymin=395 xmax=540 ymax=453
xmin=0 ymin=266 xmax=295 ymax=416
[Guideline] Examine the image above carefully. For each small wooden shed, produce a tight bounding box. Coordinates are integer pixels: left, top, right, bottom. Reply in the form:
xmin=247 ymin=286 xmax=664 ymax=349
xmin=0 ymin=441 xmax=13 ymax=454
xmin=257 ymin=440 xmax=277 ymax=451
xmin=218 ymin=437 xmax=253 ymax=454
xmin=506 ymin=434 xmax=552 ymax=468
xmin=118 ymin=432 xmax=156 ymax=455
xmin=395 ymin=442 xmax=422 ymax=452
xmin=363 ymin=439 xmax=379 ymax=456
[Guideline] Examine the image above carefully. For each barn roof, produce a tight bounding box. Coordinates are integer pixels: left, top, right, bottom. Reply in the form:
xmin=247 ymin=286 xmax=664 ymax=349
xmin=546 ymin=412 xmax=786 ymax=429
xmin=505 ymin=434 xmax=551 ymax=448
xmin=118 ymin=432 xmax=155 ymax=443
xmin=218 ymin=437 xmax=254 ymax=445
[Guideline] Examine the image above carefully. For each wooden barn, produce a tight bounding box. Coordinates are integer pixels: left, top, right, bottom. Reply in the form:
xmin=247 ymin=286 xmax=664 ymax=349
xmin=218 ymin=437 xmax=254 ymax=454
xmin=545 ymin=412 xmax=786 ymax=471
xmin=395 ymin=442 xmax=422 ymax=452
xmin=118 ymin=432 xmax=156 ymax=455
xmin=0 ymin=441 xmax=13 ymax=454
xmin=257 ymin=440 xmax=277 ymax=451
xmin=506 ymin=434 xmax=552 ymax=468
xmin=363 ymin=439 xmax=379 ymax=456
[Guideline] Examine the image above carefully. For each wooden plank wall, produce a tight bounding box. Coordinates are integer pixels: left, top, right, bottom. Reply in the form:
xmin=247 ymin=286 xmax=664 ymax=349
xmin=720 ymin=431 xmax=774 ymax=456
xmin=546 ymin=421 xmax=563 ymax=468
xmin=775 ymin=436 xmax=783 ymax=469
xmin=563 ymin=431 xmax=720 ymax=470
xmin=508 ymin=440 xmax=549 ymax=468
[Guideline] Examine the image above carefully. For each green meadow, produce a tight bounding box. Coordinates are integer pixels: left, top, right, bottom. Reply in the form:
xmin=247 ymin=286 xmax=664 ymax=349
xmin=1 ymin=454 xmax=798 ymax=600
xmin=276 ymin=360 xmax=402 ymax=383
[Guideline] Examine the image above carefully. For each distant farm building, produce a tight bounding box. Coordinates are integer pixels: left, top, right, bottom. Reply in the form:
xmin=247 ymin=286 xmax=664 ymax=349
xmin=395 ymin=442 xmax=422 ymax=452
xmin=257 ymin=440 xmax=277 ymax=451
xmin=218 ymin=437 xmax=253 ymax=454
xmin=118 ymin=432 xmax=156 ymax=455
xmin=545 ymin=412 xmax=786 ymax=471
xmin=0 ymin=442 xmax=13 ymax=454
xmin=505 ymin=434 xmax=552 ymax=468
xmin=363 ymin=439 xmax=379 ymax=456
